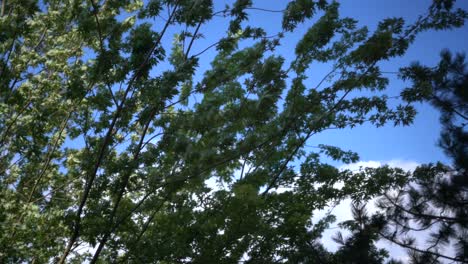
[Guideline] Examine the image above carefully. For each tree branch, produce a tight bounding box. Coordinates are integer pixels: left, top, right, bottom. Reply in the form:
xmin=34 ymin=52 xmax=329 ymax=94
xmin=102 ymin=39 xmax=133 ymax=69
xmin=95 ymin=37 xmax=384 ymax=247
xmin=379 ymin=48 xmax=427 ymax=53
xmin=379 ymin=232 xmax=465 ymax=263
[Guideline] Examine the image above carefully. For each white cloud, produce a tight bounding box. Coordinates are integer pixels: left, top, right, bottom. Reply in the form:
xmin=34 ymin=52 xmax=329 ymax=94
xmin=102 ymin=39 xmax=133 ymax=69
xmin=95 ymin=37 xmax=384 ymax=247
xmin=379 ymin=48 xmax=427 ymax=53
xmin=386 ymin=160 xmax=420 ymax=172
xmin=340 ymin=159 xmax=419 ymax=172
xmin=340 ymin=160 xmax=383 ymax=171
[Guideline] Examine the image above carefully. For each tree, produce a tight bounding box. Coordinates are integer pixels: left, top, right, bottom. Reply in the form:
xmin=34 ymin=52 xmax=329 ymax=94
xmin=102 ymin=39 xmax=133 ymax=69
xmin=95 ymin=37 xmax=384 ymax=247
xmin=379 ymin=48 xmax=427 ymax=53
xmin=372 ymin=50 xmax=468 ymax=263
xmin=325 ymin=50 xmax=468 ymax=264
xmin=0 ymin=0 xmax=466 ymax=263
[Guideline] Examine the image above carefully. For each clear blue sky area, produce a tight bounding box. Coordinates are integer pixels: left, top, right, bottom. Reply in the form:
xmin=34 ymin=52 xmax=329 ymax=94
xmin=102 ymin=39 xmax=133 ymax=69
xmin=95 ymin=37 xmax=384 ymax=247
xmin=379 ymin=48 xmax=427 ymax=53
xmin=141 ymin=0 xmax=468 ymax=166
xmin=316 ymin=0 xmax=468 ymax=165
xmin=207 ymin=0 xmax=468 ymax=166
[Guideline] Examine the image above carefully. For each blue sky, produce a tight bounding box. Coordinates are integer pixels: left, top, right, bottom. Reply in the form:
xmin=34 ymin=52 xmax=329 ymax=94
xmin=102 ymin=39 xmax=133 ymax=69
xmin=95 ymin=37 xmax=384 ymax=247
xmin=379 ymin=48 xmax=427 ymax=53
xmin=205 ymin=0 xmax=468 ymax=166
xmin=325 ymin=0 xmax=468 ymax=164
xmin=143 ymin=0 xmax=468 ymax=166
xmin=76 ymin=0 xmax=468 ymax=166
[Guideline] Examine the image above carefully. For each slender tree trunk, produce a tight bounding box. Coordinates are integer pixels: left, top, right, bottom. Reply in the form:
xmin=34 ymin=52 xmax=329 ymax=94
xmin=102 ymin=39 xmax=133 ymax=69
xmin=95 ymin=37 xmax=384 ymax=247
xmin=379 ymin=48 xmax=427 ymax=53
xmin=1 ymin=0 xmax=5 ymax=17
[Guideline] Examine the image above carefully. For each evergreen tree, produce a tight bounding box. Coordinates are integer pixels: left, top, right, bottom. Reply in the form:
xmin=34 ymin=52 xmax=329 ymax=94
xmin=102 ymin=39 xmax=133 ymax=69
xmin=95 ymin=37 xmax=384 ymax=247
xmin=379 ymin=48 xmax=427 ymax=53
xmin=333 ymin=203 xmax=390 ymax=264
xmin=374 ymin=50 xmax=468 ymax=263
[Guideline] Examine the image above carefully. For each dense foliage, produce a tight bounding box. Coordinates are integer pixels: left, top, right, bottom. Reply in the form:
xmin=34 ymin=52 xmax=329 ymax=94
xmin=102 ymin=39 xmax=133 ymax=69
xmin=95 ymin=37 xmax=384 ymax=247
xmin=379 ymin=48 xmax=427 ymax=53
xmin=0 ymin=0 xmax=466 ymax=263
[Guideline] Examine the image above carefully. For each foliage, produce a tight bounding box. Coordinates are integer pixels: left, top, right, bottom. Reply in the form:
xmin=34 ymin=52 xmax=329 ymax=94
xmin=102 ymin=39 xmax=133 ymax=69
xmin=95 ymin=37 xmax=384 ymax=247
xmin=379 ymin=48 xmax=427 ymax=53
xmin=0 ymin=0 xmax=466 ymax=263
xmin=373 ymin=50 xmax=468 ymax=263
xmin=331 ymin=50 xmax=468 ymax=264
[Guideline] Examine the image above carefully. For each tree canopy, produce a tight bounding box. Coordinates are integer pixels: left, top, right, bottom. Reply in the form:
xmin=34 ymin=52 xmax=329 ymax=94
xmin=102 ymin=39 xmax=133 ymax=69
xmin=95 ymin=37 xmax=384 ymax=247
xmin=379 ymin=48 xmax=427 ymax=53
xmin=0 ymin=0 xmax=466 ymax=263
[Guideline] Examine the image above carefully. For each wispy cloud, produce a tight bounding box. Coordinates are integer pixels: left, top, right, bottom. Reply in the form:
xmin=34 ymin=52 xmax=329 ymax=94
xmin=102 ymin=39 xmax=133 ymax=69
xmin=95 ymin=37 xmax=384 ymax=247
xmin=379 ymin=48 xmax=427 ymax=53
xmin=340 ymin=159 xmax=419 ymax=172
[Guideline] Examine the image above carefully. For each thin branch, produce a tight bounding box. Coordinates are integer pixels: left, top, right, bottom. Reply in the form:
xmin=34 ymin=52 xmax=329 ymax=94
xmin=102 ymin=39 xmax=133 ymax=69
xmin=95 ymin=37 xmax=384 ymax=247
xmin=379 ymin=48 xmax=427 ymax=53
xmin=185 ymin=20 xmax=202 ymax=59
xmin=431 ymin=94 xmax=468 ymax=121
xmin=119 ymin=192 xmax=172 ymax=262
xmin=383 ymin=193 xmax=463 ymax=223
xmin=0 ymin=99 xmax=32 ymax=147
xmin=379 ymin=232 xmax=465 ymax=263
xmin=26 ymin=112 xmax=71 ymax=203
xmin=191 ymin=33 xmax=282 ymax=58
xmin=0 ymin=32 xmax=17 ymax=79
xmin=88 ymin=0 xmax=118 ymax=107
xmin=245 ymin=7 xmax=284 ymax=13
xmin=1 ymin=0 xmax=5 ymax=17
xmin=239 ymin=158 xmax=247 ymax=180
